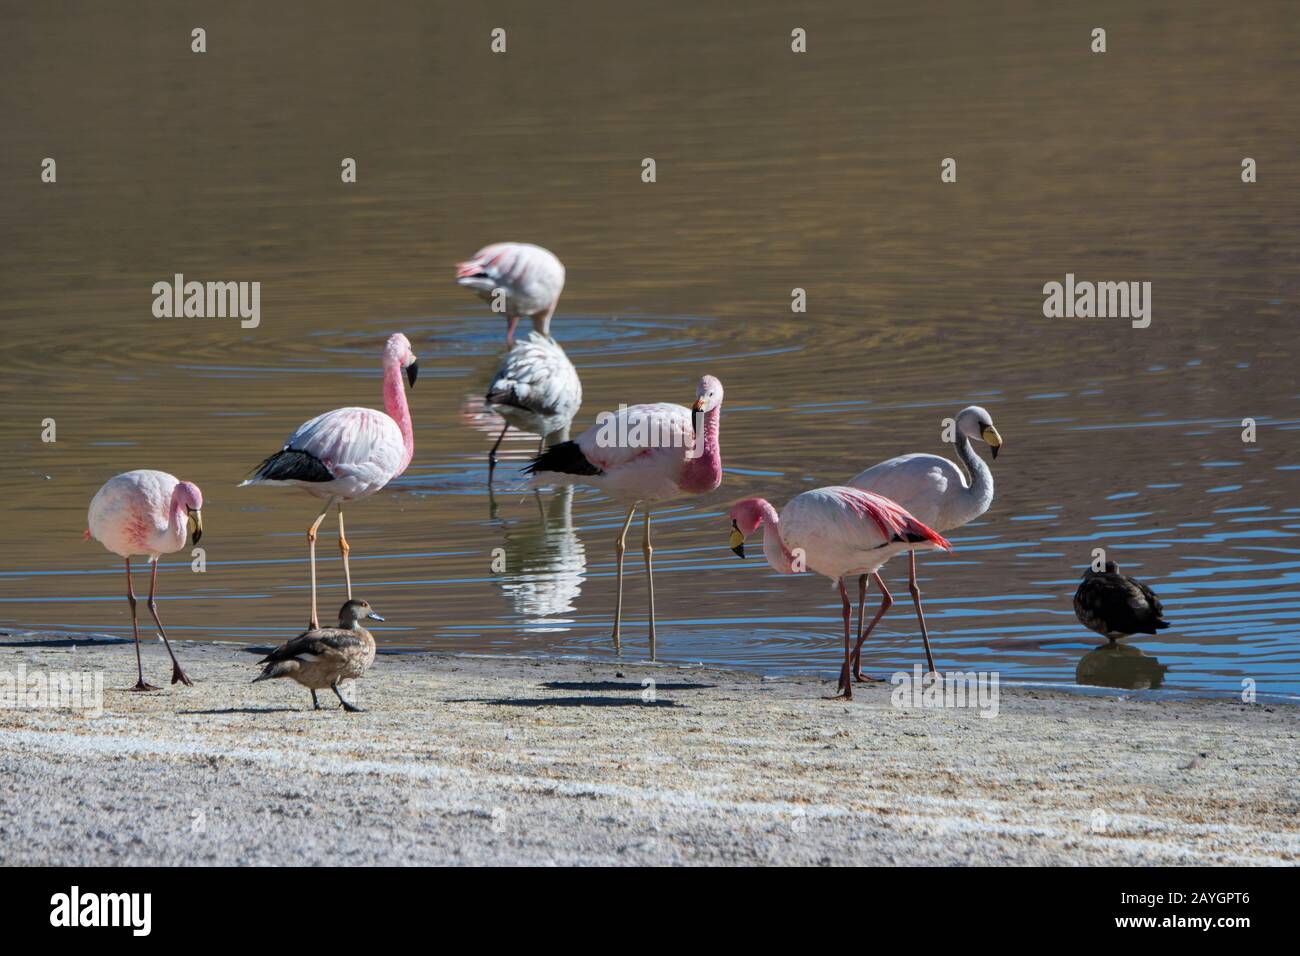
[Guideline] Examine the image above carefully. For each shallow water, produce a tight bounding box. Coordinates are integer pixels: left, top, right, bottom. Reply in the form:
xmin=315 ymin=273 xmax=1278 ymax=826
xmin=1 ymin=1 xmax=1297 ymax=697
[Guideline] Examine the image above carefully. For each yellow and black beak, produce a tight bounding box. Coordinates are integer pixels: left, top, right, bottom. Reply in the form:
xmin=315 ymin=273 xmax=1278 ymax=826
xmin=187 ymin=507 xmax=203 ymax=546
xmin=981 ymin=425 xmax=1002 ymax=459
xmin=729 ymin=521 xmax=745 ymax=559
xmin=405 ymin=360 xmax=419 ymax=389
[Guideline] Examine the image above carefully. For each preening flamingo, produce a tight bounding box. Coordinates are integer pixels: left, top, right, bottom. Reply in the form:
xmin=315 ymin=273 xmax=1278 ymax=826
xmin=727 ymin=486 xmax=950 ymax=699
xmin=525 ymin=375 xmax=725 ymax=660
xmin=241 ymin=333 xmax=418 ymax=629
xmin=252 ymin=598 xmax=384 ymax=712
xmin=844 ymin=406 xmax=1002 ymax=680
xmin=455 ymin=242 xmax=580 ymax=481
xmin=1074 ymin=561 xmax=1170 ymax=643
xmin=85 ymin=469 xmax=204 ymax=690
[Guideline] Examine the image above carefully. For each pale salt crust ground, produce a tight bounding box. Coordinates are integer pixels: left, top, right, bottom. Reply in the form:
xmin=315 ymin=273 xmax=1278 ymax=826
xmin=0 ymin=633 xmax=1296 ymax=866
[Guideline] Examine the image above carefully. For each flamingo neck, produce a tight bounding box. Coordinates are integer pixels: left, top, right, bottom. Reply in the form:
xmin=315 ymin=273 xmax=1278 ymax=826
xmin=756 ymin=505 xmax=797 ymax=574
xmin=680 ymin=405 xmax=722 ymax=493
xmin=954 ymin=432 xmax=993 ymax=522
xmin=169 ymin=492 xmax=188 ymax=541
xmin=382 ymin=363 xmax=414 ymax=469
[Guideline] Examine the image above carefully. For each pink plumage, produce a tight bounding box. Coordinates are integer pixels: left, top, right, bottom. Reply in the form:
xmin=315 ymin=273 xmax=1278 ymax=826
xmin=456 ymin=242 xmax=565 ymax=344
xmin=86 ymin=469 xmax=203 ymax=690
xmin=241 ymin=332 xmax=418 ymax=628
xmin=524 ymin=375 xmax=726 ymax=660
xmin=727 ymin=485 xmax=951 ymax=699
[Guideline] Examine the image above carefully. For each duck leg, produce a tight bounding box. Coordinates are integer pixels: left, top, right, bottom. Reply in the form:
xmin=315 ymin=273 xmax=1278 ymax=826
xmin=610 ymin=504 xmax=637 ymax=652
xmin=311 ymin=689 xmax=321 ymax=710
xmin=333 ymin=680 xmax=363 ymax=713
xmin=337 ymin=503 xmax=352 ymax=600
xmin=306 ymin=496 xmax=335 ymax=629
xmin=146 ymin=558 xmax=193 ymax=686
xmin=852 ymin=572 xmax=893 ymax=683
xmin=488 ymin=422 xmax=509 ymax=484
xmin=643 ymin=507 xmax=656 ymax=661
xmin=906 ymin=551 xmax=938 ymax=676
xmin=125 ymin=558 xmax=157 ymax=692
xmin=828 ymin=578 xmax=854 ymax=700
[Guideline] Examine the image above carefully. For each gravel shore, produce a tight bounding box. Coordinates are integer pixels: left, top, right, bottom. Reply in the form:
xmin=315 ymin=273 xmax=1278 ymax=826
xmin=1 ymin=633 xmax=1296 ymax=866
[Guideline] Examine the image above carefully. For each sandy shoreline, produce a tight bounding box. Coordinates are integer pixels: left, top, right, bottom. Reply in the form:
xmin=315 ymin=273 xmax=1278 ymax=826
xmin=0 ymin=632 xmax=1296 ymax=866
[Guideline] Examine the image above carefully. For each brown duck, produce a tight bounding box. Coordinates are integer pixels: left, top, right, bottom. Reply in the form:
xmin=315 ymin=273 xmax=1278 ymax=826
xmin=1073 ymin=561 xmax=1170 ymax=643
xmin=253 ymin=599 xmax=382 ymax=711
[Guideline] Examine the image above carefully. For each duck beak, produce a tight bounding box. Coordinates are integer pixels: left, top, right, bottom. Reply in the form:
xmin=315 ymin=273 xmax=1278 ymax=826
xmin=366 ymin=611 xmax=385 ymax=622
xmin=188 ymin=507 xmax=203 ymax=545
xmin=729 ymin=523 xmax=745 ymax=559
xmin=405 ymin=360 xmax=419 ymax=389
xmin=981 ymin=425 xmax=1002 ymax=458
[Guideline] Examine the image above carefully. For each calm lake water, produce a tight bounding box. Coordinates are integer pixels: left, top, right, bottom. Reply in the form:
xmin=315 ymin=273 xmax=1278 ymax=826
xmin=1 ymin=2 xmax=1297 ymax=698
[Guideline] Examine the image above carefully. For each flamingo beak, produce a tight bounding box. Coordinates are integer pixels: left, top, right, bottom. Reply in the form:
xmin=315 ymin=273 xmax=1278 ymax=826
xmin=692 ymin=398 xmax=706 ymax=413
xmin=405 ymin=360 xmax=419 ymax=389
xmin=729 ymin=522 xmax=745 ymax=559
xmin=981 ymin=425 xmax=1002 ymax=458
xmin=188 ymin=508 xmax=203 ymax=546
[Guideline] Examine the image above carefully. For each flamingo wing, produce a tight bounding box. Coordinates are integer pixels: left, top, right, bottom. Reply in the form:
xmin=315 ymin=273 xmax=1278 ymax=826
xmin=487 ymin=332 xmax=582 ymax=422
xmin=456 ymin=242 xmax=565 ymax=311
xmin=244 ymin=407 xmax=406 ymax=494
xmin=573 ymin=402 xmax=695 ymax=472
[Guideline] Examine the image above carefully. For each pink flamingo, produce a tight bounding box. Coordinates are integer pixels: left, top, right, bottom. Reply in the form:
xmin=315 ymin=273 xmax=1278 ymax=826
xmin=241 ymin=332 xmax=418 ymax=629
xmin=455 ymin=242 xmax=578 ymax=481
xmin=456 ymin=242 xmax=565 ymax=345
xmin=525 ymin=375 xmax=725 ymax=660
xmin=85 ymin=469 xmax=204 ymax=691
xmin=727 ymin=486 xmax=951 ymax=699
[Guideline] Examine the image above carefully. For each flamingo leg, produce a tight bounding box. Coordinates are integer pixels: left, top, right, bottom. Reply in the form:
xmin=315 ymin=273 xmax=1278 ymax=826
xmin=537 ymin=436 xmax=545 ymax=456
xmin=306 ymin=496 xmax=335 ymax=630
xmin=488 ymin=422 xmax=509 ymax=484
xmin=907 ymin=550 xmax=938 ymax=676
xmin=643 ymin=507 xmax=656 ymax=661
xmin=828 ymin=577 xmax=853 ymax=700
xmin=146 ymin=558 xmax=193 ymax=686
xmin=851 ymin=572 xmax=894 ymax=683
xmin=337 ymin=503 xmax=352 ymax=600
xmin=125 ymin=558 xmax=157 ymax=692
xmin=610 ymin=504 xmax=637 ymax=652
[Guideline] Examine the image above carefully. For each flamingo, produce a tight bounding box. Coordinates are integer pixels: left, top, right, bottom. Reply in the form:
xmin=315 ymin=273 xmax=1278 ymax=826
xmin=1074 ymin=561 xmax=1170 ymax=644
xmin=727 ymin=486 xmax=951 ymax=699
xmin=844 ymin=405 xmax=1002 ymax=681
xmin=240 ymin=332 xmax=418 ymax=629
xmin=525 ymin=375 xmax=725 ymax=660
xmin=85 ymin=469 xmax=204 ymax=691
xmin=455 ymin=242 xmax=580 ymax=481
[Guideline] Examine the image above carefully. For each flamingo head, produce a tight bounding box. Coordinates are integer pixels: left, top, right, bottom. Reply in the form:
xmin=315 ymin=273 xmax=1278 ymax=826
xmin=691 ymin=375 xmax=725 ymax=415
xmin=384 ymin=332 xmax=420 ymax=388
xmin=727 ymin=497 xmax=771 ymax=559
xmin=173 ymin=481 xmax=204 ymax=545
xmin=957 ymin=405 xmax=1001 ymax=458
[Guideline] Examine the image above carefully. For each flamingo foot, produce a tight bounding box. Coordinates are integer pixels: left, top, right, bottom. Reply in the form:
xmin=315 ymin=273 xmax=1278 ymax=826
xmin=826 ymin=689 xmax=853 ymax=701
xmin=130 ymin=679 xmax=160 ymax=692
xmin=171 ymin=664 xmax=193 ymax=686
xmin=854 ymin=670 xmax=884 ymax=683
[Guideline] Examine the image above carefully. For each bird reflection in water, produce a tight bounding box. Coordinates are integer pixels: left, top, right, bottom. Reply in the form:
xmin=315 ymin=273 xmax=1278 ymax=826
xmin=1076 ymin=643 xmax=1169 ymax=691
xmin=493 ymin=486 xmax=587 ymax=627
